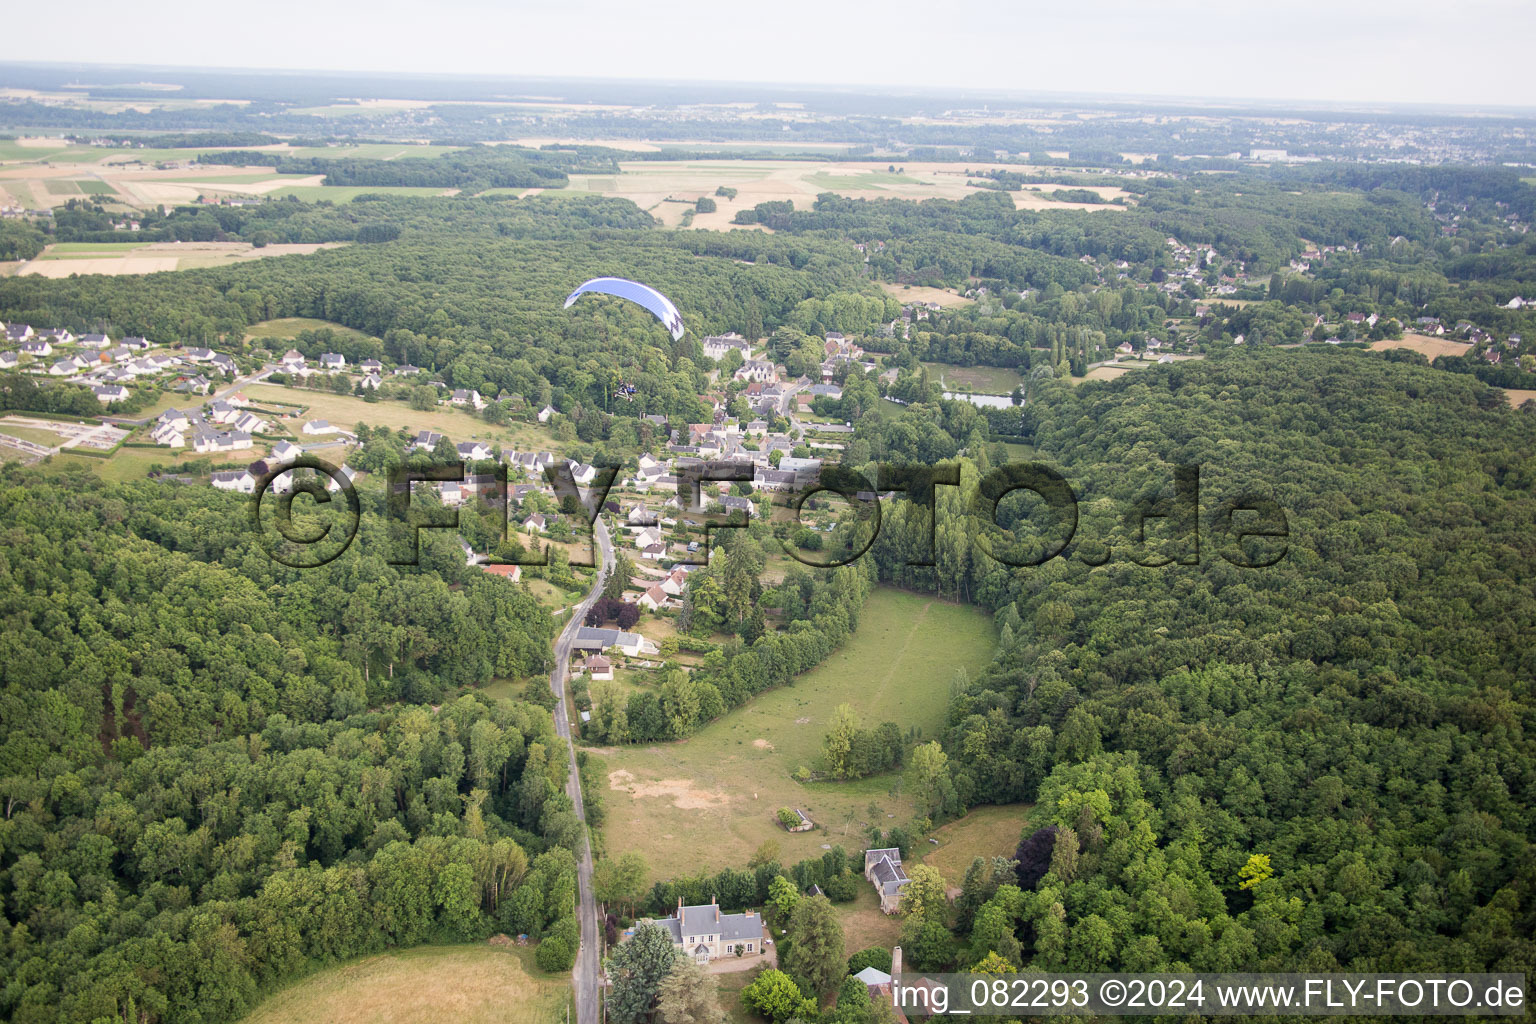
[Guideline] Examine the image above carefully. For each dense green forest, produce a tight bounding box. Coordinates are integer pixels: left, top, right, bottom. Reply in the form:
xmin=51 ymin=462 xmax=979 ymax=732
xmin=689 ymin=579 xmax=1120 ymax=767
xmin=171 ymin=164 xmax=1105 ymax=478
xmin=0 ymin=471 xmax=580 ymax=1022
xmin=835 ymin=349 xmax=1536 ymax=976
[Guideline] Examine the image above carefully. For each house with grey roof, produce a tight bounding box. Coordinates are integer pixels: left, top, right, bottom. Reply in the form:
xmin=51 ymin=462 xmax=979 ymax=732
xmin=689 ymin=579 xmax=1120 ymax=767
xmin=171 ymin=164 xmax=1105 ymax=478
xmin=572 ymin=627 xmax=656 ymax=657
xmin=647 ymin=897 xmax=764 ymax=963
xmin=864 ymin=847 xmax=910 ymax=914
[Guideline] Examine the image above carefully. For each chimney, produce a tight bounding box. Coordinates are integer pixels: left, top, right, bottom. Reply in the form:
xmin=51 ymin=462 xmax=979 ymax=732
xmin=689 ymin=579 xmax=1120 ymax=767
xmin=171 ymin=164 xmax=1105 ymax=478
xmin=891 ymin=945 xmax=902 ymax=978
xmin=677 ymin=896 xmax=683 ymax=916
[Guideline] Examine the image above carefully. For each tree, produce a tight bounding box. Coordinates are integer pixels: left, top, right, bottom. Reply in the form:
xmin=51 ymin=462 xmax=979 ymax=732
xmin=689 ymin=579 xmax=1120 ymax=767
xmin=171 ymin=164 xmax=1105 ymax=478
xmin=595 ymin=851 xmax=649 ymax=917
xmin=1014 ymin=826 xmax=1058 ymax=890
xmin=847 ymin=946 xmax=892 ymax=975
xmin=605 ymin=922 xmax=683 ymax=1024
xmin=783 ymin=893 xmax=845 ymax=997
xmin=898 ymin=864 xmax=947 ymax=922
xmin=906 ymin=742 xmax=955 ymax=818
xmin=971 ymin=950 xmax=1015 ymax=973
xmin=767 ymin=875 xmax=799 ymax=919
xmin=655 ymin=959 xmax=724 ymax=1024
xmin=740 ymin=969 xmax=816 ymax=1024
xmin=604 ymin=550 xmax=634 ymax=601
xmin=1239 ymin=853 xmax=1273 ymax=890
xmin=822 ymin=703 xmax=859 ymax=779
xmin=750 ymin=840 xmax=781 ymax=868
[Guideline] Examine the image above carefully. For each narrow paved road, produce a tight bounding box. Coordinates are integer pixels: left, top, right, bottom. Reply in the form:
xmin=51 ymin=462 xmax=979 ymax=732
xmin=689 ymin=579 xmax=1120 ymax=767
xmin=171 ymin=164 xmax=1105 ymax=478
xmin=550 ymin=516 xmax=613 ymax=1024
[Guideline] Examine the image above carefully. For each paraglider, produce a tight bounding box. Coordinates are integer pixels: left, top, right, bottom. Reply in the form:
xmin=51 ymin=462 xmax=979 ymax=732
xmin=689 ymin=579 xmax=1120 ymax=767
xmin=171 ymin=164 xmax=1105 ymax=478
xmin=563 ymin=277 xmax=685 ymax=340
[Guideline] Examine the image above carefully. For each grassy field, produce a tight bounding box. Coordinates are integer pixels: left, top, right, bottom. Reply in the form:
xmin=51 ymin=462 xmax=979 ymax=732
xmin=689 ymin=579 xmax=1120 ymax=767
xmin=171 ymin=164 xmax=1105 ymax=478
xmin=717 ymin=967 xmax=764 ymax=1024
xmin=41 ymin=241 xmax=150 ymax=254
xmin=805 ymin=170 xmax=926 ymax=190
xmin=243 ymin=317 xmax=379 ymax=345
xmin=1370 ymin=333 xmax=1471 ymax=361
xmin=923 ymin=361 xmax=1023 ymax=395
xmin=0 ymin=423 xmax=68 ymax=446
xmin=594 ymin=587 xmax=995 ymax=880
xmin=50 ymin=445 xmax=258 ymax=483
xmin=238 ymin=945 xmax=567 ymax=1024
xmin=238 ymin=384 xmax=556 ymax=450
xmin=162 ymin=171 xmax=285 ymax=184
xmin=0 ymin=140 xmax=104 ymax=162
xmin=835 ymin=884 xmax=903 ymax=956
xmin=920 ymin=803 xmax=1032 ymax=890
xmin=878 ymin=283 xmax=975 ymax=308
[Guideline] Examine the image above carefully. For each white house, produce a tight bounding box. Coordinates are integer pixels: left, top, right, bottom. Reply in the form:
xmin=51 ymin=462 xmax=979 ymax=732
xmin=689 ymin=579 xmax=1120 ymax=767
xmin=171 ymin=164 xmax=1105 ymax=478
xmin=0 ymin=351 xmax=19 ymax=369
xmin=270 ymin=440 xmax=303 ymax=464
xmin=659 ymin=568 xmax=690 ymax=597
xmin=156 ymin=408 xmax=191 ymax=433
xmin=638 ymin=585 xmax=668 ymax=612
xmin=635 ymin=454 xmax=665 ymax=483
xmin=210 ymin=469 xmax=256 ymax=494
xmin=280 ymin=349 xmax=306 ymax=371
xmin=525 ymin=513 xmax=547 ymax=535
xmin=457 ymin=441 xmax=493 ymax=461
xmin=151 ymin=421 xmax=185 ymax=447
xmin=702 ymin=332 xmax=752 ymax=361
xmin=320 ymin=352 xmax=346 ymax=371
xmin=327 ymin=464 xmax=360 ymax=493
xmin=92 ymin=384 xmax=130 ymax=403
xmin=537 ymin=405 xmax=555 ymax=423
xmin=583 ymin=654 xmax=613 ymax=681
xmin=302 ymin=419 xmax=337 ymax=435
xmin=634 ymin=525 xmax=664 ymax=551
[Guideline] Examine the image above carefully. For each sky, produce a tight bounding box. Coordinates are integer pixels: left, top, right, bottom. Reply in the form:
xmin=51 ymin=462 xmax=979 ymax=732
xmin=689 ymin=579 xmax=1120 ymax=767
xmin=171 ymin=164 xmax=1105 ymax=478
xmin=12 ymin=0 xmax=1536 ymax=109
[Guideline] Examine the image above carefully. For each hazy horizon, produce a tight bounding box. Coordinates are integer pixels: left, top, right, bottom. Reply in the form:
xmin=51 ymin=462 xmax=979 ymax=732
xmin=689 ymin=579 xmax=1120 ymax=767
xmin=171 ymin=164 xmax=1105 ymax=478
xmin=8 ymin=0 xmax=1536 ymax=110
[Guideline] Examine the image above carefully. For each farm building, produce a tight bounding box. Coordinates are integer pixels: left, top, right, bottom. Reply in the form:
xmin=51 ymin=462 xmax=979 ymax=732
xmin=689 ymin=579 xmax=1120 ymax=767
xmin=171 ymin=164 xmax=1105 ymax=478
xmin=864 ymin=848 xmax=911 ymax=914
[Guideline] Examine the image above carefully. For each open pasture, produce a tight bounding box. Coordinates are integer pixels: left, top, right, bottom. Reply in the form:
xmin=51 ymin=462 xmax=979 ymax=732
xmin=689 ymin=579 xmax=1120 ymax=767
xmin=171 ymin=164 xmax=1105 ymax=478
xmin=238 ymin=945 xmax=567 ymax=1024
xmin=594 ymin=587 xmax=995 ymax=881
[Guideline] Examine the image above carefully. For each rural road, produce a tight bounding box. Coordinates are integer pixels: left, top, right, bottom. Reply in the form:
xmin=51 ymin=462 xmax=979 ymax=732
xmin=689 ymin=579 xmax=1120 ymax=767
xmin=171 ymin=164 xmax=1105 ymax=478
xmin=549 ymin=515 xmax=614 ymax=1024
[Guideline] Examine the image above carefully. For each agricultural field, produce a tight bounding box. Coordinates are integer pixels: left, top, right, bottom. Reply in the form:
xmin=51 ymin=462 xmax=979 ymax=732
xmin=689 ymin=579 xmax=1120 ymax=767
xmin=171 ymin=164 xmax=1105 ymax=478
xmin=919 ymin=803 xmax=1032 ymax=891
xmin=15 ymin=241 xmax=345 ymax=277
xmin=593 ymin=587 xmax=996 ymax=881
xmin=922 ymin=361 xmax=1023 ymax=395
xmin=238 ymin=945 xmax=568 ymax=1024
xmin=561 ymin=159 xmax=1131 ymax=229
xmin=1370 ymin=333 xmax=1472 ymax=361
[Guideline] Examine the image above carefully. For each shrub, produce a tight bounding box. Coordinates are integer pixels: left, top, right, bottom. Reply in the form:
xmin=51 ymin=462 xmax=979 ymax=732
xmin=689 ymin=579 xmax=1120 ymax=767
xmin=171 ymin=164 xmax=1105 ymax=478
xmin=535 ymin=936 xmax=575 ymax=972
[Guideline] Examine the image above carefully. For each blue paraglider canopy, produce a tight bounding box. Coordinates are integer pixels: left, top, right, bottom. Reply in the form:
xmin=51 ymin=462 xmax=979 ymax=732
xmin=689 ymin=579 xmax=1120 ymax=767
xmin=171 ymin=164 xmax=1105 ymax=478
xmin=563 ymin=277 xmax=685 ymax=340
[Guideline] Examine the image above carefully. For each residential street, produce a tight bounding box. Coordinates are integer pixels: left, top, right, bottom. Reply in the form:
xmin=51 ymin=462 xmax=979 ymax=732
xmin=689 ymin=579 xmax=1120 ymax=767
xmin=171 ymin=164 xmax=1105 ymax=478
xmin=549 ymin=515 xmax=614 ymax=1024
